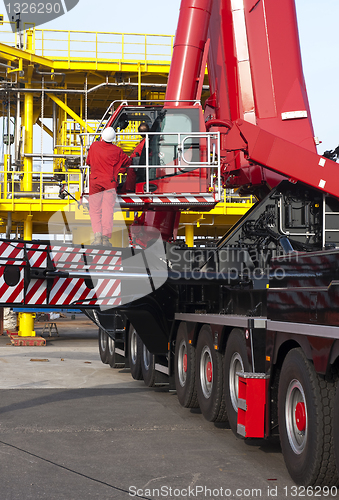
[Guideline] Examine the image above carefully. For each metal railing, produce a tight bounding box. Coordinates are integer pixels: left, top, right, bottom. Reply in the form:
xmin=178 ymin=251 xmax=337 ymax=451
xmin=34 ymin=30 xmax=174 ymax=62
xmin=80 ymin=131 xmax=222 ymax=201
xmin=0 ymin=24 xmax=174 ymax=63
xmin=61 ymin=120 xmax=98 ymax=148
xmin=0 ymin=168 xmax=82 ymax=205
xmin=223 ymin=192 xmax=254 ymax=204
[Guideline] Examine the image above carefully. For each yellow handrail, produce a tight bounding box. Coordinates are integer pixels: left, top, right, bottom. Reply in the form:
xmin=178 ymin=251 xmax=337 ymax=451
xmin=0 ymin=169 xmax=82 ymax=203
xmin=0 ymin=24 xmax=174 ymax=63
xmin=31 ymin=29 xmax=173 ymax=62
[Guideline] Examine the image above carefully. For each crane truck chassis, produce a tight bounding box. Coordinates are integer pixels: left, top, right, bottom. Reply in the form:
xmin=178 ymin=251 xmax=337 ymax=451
xmin=93 ymin=178 xmax=339 ymax=488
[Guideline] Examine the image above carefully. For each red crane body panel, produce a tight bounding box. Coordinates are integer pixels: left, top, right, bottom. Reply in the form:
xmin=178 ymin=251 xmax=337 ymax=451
xmin=234 ymin=120 xmax=339 ymax=198
xmin=243 ymin=0 xmax=315 ymax=150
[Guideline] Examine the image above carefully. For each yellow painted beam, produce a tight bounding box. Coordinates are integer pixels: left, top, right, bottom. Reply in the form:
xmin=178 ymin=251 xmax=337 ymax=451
xmin=36 ymin=119 xmax=53 ymax=138
xmin=0 ymin=202 xmax=76 ymax=215
xmin=0 ymin=51 xmax=17 ymax=62
xmin=52 ymin=61 xmax=171 ymax=73
xmin=0 ymin=52 xmax=170 ymax=76
xmin=49 ymin=94 xmax=94 ymax=133
xmin=0 ymin=42 xmax=54 ymax=68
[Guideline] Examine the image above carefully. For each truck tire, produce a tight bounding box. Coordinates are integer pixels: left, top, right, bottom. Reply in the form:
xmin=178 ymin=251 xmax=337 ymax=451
xmin=107 ymin=336 xmax=125 ymax=369
xmin=278 ymin=348 xmax=338 ymax=486
xmin=196 ymin=325 xmax=227 ymax=422
xmin=174 ymin=322 xmax=198 ymax=408
xmin=141 ymin=343 xmax=156 ymax=387
xmin=98 ymin=328 xmax=109 ymax=364
xmin=224 ymin=328 xmax=250 ymax=435
xmin=334 ymin=378 xmax=339 ymax=478
xmin=128 ymin=325 xmax=143 ymax=380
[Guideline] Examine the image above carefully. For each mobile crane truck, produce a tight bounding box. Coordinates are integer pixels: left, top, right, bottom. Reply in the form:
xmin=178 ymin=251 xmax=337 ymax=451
xmin=2 ymin=0 xmax=339 ymax=488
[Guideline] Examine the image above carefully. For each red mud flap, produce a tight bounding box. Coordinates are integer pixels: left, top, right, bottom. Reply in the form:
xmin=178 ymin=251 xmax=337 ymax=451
xmin=237 ymin=372 xmax=269 ymax=438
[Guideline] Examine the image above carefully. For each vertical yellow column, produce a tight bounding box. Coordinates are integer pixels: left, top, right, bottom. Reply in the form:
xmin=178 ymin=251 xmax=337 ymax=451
xmin=3 ymin=154 xmax=8 ymax=199
xmin=138 ymin=64 xmax=141 ymax=104
xmin=19 ymin=28 xmax=35 ymax=336
xmin=23 ymin=32 xmax=34 ymax=192
xmin=24 ymin=214 xmax=33 ymax=240
xmin=185 ymin=225 xmax=194 ymax=247
xmin=23 ymin=89 xmax=33 ymax=191
xmin=18 ymin=214 xmax=35 ymax=337
xmin=64 ymin=91 xmax=67 ymax=146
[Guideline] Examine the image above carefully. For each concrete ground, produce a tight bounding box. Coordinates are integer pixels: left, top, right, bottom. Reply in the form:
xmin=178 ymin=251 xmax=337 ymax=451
xmin=0 ymin=315 xmax=333 ymax=499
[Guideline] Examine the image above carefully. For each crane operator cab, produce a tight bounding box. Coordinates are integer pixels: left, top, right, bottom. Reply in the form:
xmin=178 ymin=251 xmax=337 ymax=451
xmin=93 ymin=102 xmax=218 ymax=198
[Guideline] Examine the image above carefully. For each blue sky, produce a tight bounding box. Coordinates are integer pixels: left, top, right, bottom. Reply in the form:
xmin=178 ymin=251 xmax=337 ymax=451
xmin=4 ymin=0 xmax=338 ymax=154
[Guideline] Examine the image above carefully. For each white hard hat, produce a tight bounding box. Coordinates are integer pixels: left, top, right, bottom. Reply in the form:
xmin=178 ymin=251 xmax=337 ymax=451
xmin=102 ymin=127 xmax=116 ymax=143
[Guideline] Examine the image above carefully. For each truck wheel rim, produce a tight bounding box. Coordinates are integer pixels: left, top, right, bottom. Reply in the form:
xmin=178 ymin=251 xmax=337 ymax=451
xmin=130 ymin=329 xmax=138 ymax=365
xmin=108 ymin=336 xmax=115 ymax=355
xmin=143 ymin=345 xmax=151 ymax=370
xmin=229 ymin=352 xmax=244 ymax=412
xmin=178 ymin=339 xmax=187 ymax=387
xmin=100 ymin=331 xmax=107 ymax=351
xmin=285 ymin=379 xmax=308 ymax=455
xmin=295 ymin=402 xmax=306 ymax=432
xmin=200 ymin=346 xmax=213 ymax=399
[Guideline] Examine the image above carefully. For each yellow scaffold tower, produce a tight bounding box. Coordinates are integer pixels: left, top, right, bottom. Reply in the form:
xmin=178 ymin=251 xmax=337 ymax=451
xmin=0 ymin=22 xmax=253 ymax=336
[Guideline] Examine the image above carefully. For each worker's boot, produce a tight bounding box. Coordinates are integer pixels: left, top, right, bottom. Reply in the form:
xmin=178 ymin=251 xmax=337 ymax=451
xmin=92 ymin=232 xmax=102 ymax=246
xmin=102 ymin=236 xmax=112 ymax=247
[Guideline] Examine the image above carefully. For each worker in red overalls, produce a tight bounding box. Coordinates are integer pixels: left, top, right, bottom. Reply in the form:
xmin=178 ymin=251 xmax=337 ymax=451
xmin=122 ymin=122 xmax=149 ymax=192
xmin=87 ymin=127 xmax=132 ymax=246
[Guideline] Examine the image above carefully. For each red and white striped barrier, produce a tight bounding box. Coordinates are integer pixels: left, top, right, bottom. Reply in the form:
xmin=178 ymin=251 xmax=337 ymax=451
xmin=0 ymin=241 xmax=124 ymax=308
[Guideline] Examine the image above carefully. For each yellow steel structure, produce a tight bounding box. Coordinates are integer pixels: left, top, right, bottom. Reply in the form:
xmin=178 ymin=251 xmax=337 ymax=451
xmin=0 ymin=23 xmax=178 ymax=236
xmin=0 ymin=23 xmax=253 ymax=336
xmin=48 ymin=94 xmax=94 ymax=133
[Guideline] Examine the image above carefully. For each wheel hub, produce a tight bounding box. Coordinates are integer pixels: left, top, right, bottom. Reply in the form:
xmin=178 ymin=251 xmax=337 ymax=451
xmin=183 ymin=353 xmax=187 ymax=373
xmin=295 ymin=402 xmax=306 ymax=432
xmin=206 ymin=361 xmax=212 ymax=383
xmin=285 ymin=379 xmax=308 ymax=454
xmin=200 ymin=345 xmax=213 ymax=399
